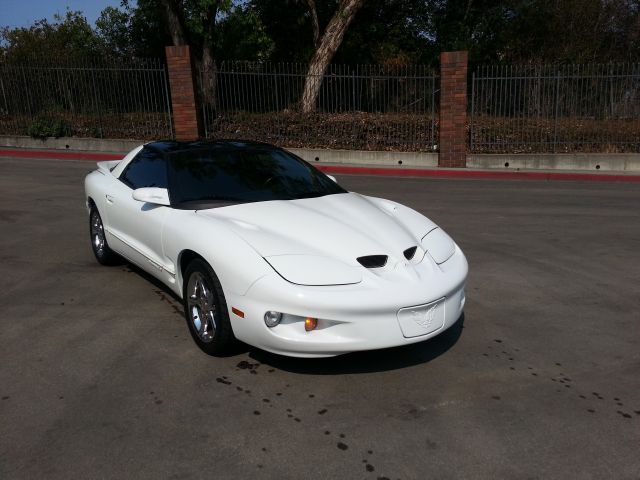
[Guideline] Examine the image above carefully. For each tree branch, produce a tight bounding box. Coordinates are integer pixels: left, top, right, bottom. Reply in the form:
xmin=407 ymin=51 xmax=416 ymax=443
xmin=306 ymin=0 xmax=321 ymax=48
xmin=301 ymin=0 xmax=365 ymax=112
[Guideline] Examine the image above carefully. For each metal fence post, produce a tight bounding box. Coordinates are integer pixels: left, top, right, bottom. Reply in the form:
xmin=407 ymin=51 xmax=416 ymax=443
xmin=431 ymin=76 xmax=436 ymax=150
xmin=470 ymin=70 xmax=475 ymax=152
xmin=0 ymin=70 xmax=8 ymax=115
xmin=200 ymin=68 xmax=209 ymax=139
xmin=553 ymin=69 xmax=560 ymax=153
xmin=90 ymin=68 xmax=103 ymax=137
xmin=352 ymin=68 xmax=356 ymax=111
xmin=20 ymin=66 xmax=33 ymax=119
xmin=161 ymin=63 xmax=174 ymax=138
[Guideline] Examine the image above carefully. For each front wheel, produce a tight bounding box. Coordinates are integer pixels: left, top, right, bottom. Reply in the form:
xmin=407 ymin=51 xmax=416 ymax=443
xmin=89 ymin=207 xmax=119 ymax=265
xmin=183 ymin=259 xmax=236 ymax=355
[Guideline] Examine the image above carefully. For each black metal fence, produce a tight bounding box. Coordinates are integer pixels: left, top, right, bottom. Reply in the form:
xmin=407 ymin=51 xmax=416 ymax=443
xmin=199 ymin=62 xmax=439 ymax=151
xmin=470 ymin=63 xmax=640 ymax=153
xmin=0 ymin=57 xmax=173 ymax=140
xmin=2 ymin=56 xmax=639 ymax=155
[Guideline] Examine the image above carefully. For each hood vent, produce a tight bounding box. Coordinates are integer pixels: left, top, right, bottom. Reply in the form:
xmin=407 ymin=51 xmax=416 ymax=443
xmin=403 ymin=246 xmax=417 ymax=260
xmin=357 ymin=255 xmax=388 ymax=268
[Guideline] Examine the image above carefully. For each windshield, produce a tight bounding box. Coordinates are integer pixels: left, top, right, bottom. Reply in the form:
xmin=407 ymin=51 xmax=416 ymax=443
xmin=167 ymin=147 xmax=346 ymax=208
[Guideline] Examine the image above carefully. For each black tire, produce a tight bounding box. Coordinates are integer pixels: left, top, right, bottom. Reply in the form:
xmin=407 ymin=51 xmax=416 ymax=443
xmin=89 ymin=207 xmax=120 ymax=266
xmin=182 ymin=258 xmax=236 ymax=355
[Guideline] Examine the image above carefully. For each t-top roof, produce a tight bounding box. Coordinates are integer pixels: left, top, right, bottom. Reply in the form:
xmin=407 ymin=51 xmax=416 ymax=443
xmin=145 ymin=139 xmax=277 ymax=154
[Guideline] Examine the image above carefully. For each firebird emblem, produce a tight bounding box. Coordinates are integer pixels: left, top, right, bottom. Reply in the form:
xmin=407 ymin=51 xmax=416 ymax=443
xmin=411 ymin=304 xmax=438 ymax=329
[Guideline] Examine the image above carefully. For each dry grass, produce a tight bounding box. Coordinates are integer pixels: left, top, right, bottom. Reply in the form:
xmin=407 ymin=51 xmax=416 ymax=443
xmin=0 ymin=111 xmax=171 ymax=140
xmin=207 ymin=111 xmax=438 ymax=152
xmin=470 ymin=116 xmax=640 ymax=153
xmin=1 ymin=110 xmax=638 ymax=153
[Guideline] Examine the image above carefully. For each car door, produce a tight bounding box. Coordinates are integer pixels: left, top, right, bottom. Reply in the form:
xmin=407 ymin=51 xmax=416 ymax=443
xmin=105 ymin=147 xmax=172 ymax=277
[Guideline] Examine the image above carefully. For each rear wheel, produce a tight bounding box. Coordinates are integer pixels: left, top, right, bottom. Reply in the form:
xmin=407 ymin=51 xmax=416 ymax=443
xmin=89 ymin=207 xmax=119 ymax=265
xmin=183 ymin=258 xmax=236 ymax=355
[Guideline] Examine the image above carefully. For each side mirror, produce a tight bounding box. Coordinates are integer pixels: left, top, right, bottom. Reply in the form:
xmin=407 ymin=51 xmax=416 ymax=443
xmin=132 ymin=187 xmax=170 ymax=206
xmin=326 ymin=174 xmax=337 ymax=183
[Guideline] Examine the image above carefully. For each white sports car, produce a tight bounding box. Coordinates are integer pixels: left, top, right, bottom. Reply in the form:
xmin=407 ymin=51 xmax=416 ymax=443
xmin=85 ymin=141 xmax=467 ymax=358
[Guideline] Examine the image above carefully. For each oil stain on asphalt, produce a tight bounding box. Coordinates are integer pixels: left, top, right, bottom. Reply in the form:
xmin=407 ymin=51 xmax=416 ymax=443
xmin=482 ymin=339 xmax=639 ymax=420
xmin=207 ymin=358 xmax=396 ymax=478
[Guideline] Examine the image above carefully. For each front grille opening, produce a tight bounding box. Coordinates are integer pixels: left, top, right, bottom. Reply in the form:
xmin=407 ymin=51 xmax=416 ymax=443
xmin=403 ymin=246 xmax=418 ymax=260
xmin=357 ymin=255 xmax=388 ymax=268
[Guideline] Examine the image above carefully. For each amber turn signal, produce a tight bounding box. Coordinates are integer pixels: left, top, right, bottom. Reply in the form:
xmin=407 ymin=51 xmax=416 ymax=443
xmin=304 ymin=317 xmax=318 ymax=332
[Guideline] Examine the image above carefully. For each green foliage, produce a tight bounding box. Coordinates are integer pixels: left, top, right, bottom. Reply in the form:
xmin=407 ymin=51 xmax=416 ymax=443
xmin=250 ymin=0 xmax=318 ymax=62
xmin=217 ymin=6 xmax=275 ymax=61
xmin=1 ymin=0 xmax=639 ymax=65
xmin=422 ymin=0 xmax=640 ymax=64
xmin=0 ymin=10 xmax=106 ymax=62
xmin=335 ymin=0 xmax=434 ymax=65
xmin=27 ymin=115 xmax=73 ymax=139
xmin=95 ymin=0 xmax=171 ymax=58
xmin=181 ymin=0 xmax=234 ymax=39
xmin=95 ymin=6 xmax=134 ymax=56
xmin=499 ymin=0 xmax=640 ymax=63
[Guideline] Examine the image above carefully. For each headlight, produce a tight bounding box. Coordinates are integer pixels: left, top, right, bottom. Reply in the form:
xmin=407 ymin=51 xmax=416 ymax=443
xmin=421 ymin=228 xmax=455 ymax=264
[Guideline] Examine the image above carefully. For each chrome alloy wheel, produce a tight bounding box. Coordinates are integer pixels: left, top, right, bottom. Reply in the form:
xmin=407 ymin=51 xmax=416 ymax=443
xmin=90 ymin=210 xmax=106 ymax=255
xmin=186 ymin=272 xmax=217 ymax=343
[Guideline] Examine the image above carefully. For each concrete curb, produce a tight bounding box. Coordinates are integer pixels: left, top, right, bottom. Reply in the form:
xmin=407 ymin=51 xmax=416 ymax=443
xmin=2 ymin=147 xmax=640 ymax=183
xmin=0 ymin=135 xmax=141 ymax=153
xmin=0 ymin=149 xmax=122 ymax=161
xmin=2 ymin=136 xmax=639 ymax=172
xmin=468 ymin=153 xmax=640 ymax=172
xmin=288 ymin=147 xmax=438 ymax=168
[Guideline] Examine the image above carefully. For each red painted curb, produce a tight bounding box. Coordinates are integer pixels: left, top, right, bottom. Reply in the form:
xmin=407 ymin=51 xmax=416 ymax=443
xmin=2 ymin=148 xmax=640 ymax=183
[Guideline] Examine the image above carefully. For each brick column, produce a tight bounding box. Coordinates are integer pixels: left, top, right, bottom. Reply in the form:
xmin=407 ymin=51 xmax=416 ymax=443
xmin=165 ymin=45 xmax=202 ymax=141
xmin=439 ymin=51 xmax=468 ymax=168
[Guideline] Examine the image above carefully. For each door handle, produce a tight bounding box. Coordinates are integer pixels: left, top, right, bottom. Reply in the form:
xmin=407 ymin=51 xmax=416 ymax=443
xmin=105 ymin=194 xmax=114 ymax=204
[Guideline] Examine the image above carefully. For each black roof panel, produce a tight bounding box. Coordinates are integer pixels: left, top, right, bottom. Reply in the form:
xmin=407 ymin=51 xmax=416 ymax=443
xmin=145 ymin=139 xmax=276 ymax=154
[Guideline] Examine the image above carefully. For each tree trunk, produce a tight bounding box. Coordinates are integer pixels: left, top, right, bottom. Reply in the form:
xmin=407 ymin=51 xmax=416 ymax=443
xmin=200 ymin=44 xmax=218 ymax=108
xmin=160 ymin=0 xmax=188 ymax=45
xmin=301 ymin=0 xmax=365 ymax=113
xmin=197 ymin=3 xmax=219 ymax=108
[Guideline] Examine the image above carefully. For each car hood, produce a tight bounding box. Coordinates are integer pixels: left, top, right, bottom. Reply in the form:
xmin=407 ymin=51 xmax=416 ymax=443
xmin=198 ymin=192 xmax=437 ymax=268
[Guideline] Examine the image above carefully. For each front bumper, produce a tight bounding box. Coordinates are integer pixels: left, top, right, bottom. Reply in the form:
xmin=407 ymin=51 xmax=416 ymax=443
xmin=227 ymin=245 xmax=468 ymax=358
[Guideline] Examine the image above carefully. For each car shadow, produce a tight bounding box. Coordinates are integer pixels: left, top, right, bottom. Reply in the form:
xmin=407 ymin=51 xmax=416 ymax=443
xmin=122 ymin=261 xmax=182 ymax=303
xmin=248 ymin=313 xmax=465 ymax=375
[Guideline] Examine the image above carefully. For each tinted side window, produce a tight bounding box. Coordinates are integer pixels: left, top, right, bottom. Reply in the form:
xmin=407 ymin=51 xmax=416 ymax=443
xmin=119 ymin=149 xmax=167 ymax=189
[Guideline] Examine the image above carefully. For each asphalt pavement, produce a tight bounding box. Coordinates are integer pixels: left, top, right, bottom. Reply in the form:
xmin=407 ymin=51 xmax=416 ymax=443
xmin=1 ymin=156 xmax=639 ymax=479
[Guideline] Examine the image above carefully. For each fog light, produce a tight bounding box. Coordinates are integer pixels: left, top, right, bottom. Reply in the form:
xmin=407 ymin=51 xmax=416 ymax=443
xmin=304 ymin=317 xmax=318 ymax=332
xmin=264 ymin=311 xmax=282 ymax=328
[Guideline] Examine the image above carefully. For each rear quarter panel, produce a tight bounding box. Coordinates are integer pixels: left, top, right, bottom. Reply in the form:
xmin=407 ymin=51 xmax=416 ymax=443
xmin=84 ymin=168 xmax=115 ymax=222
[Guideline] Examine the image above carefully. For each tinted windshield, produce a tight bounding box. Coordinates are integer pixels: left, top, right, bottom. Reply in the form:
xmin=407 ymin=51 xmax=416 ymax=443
xmin=168 ymin=147 xmax=346 ymax=207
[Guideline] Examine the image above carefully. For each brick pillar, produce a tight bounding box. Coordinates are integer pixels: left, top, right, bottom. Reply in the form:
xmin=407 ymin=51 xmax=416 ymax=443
xmin=165 ymin=45 xmax=202 ymax=141
xmin=439 ymin=51 xmax=468 ymax=168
